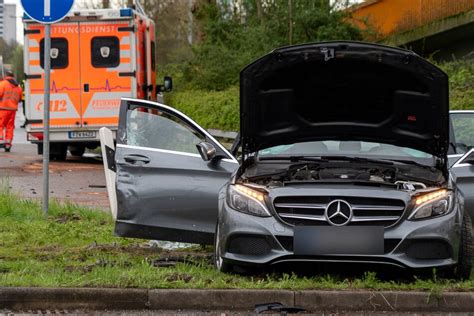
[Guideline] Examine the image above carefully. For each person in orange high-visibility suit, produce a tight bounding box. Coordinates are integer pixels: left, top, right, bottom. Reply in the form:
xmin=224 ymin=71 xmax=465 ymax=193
xmin=0 ymin=71 xmax=23 ymax=152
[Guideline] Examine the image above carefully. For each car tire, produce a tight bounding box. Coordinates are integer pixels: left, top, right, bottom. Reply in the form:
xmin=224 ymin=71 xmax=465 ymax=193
xmin=69 ymin=146 xmax=85 ymax=157
xmin=49 ymin=144 xmax=68 ymax=161
xmin=454 ymin=212 xmax=474 ymax=280
xmin=213 ymin=223 xmax=233 ymax=273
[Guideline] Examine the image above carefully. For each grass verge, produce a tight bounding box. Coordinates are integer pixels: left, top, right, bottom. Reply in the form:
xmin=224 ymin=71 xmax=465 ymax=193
xmin=0 ymin=188 xmax=473 ymax=291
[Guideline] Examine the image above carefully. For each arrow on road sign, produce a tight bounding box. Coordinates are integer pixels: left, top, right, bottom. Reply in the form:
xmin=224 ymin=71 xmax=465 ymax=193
xmin=21 ymin=0 xmax=74 ymax=24
xmin=44 ymin=0 xmax=51 ymax=17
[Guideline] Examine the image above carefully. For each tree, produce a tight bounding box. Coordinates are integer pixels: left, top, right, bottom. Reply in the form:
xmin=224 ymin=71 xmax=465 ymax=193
xmin=10 ymin=45 xmax=24 ymax=81
xmin=140 ymin=0 xmax=196 ymax=66
xmin=0 ymin=38 xmax=18 ymax=64
xmin=178 ymin=0 xmax=365 ymax=90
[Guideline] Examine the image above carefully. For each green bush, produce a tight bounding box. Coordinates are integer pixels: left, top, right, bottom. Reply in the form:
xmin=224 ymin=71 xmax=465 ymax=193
xmin=165 ymin=60 xmax=473 ymax=132
xmin=175 ymin=0 xmax=364 ymax=91
xmin=165 ymin=86 xmax=239 ymax=131
xmin=438 ymin=59 xmax=474 ymax=110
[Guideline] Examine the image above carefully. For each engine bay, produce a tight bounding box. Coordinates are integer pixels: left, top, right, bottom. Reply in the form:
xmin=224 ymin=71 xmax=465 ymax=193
xmin=241 ymin=161 xmax=445 ymax=191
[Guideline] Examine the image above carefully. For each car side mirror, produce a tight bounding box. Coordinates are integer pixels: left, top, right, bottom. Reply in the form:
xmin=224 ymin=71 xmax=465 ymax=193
xmin=163 ymin=76 xmax=173 ymax=92
xmin=156 ymin=76 xmax=173 ymax=95
xmin=197 ymin=142 xmax=216 ymax=162
xmin=455 ymin=148 xmax=474 ymax=166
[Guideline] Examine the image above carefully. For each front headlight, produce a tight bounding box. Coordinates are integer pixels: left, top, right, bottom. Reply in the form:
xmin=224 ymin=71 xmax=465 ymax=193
xmin=226 ymin=184 xmax=271 ymax=217
xmin=408 ymin=189 xmax=453 ymax=220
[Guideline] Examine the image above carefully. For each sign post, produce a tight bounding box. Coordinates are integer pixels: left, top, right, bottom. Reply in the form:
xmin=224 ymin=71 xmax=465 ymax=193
xmin=43 ymin=24 xmax=51 ymax=215
xmin=20 ymin=0 xmax=75 ymax=215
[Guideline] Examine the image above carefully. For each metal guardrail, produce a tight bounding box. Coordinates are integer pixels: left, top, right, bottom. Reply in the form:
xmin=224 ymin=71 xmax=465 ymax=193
xmin=208 ymin=129 xmax=238 ymax=140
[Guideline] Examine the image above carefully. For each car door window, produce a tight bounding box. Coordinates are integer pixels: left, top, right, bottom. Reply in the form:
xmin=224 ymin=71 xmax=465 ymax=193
xmin=451 ymin=112 xmax=474 ymax=154
xmin=126 ymin=106 xmax=205 ymax=154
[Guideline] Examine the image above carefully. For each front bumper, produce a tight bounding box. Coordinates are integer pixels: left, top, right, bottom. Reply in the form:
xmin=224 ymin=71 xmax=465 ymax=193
xmin=218 ymin=197 xmax=462 ymax=270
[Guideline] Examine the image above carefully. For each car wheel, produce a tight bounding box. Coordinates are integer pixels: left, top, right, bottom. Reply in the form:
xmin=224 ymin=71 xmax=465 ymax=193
xmin=50 ymin=144 xmax=68 ymax=161
xmin=454 ymin=212 xmax=474 ymax=280
xmin=51 ymin=152 xmax=67 ymax=161
xmin=213 ymin=223 xmax=233 ymax=273
xmin=50 ymin=151 xmax=67 ymax=161
xmin=69 ymin=146 xmax=85 ymax=157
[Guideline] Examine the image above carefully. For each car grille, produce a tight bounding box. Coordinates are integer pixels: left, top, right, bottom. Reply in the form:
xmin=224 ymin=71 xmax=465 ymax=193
xmin=273 ymin=196 xmax=405 ymax=228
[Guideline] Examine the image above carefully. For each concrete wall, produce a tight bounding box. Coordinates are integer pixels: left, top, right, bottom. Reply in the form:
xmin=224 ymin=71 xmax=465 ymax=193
xmin=350 ymin=0 xmax=474 ymax=60
xmin=384 ymin=9 xmax=474 ymax=61
xmin=351 ymin=0 xmax=474 ymax=38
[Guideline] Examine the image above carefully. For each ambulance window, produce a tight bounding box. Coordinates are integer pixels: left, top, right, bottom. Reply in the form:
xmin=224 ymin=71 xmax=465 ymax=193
xmin=40 ymin=38 xmax=69 ymax=69
xmin=92 ymin=36 xmax=120 ymax=68
xmin=151 ymin=41 xmax=156 ymax=71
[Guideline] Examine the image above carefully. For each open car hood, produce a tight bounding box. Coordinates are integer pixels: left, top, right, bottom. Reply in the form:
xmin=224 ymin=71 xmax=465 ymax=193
xmin=240 ymin=41 xmax=449 ymax=160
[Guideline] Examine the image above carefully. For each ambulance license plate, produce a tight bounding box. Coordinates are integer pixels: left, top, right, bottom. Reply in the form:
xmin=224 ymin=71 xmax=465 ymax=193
xmin=68 ymin=131 xmax=96 ymax=139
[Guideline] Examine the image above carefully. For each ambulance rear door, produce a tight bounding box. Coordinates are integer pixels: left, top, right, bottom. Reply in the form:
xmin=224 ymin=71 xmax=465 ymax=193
xmin=135 ymin=17 xmax=147 ymax=101
xmin=24 ymin=22 xmax=82 ymax=132
xmin=79 ymin=20 xmax=136 ymax=131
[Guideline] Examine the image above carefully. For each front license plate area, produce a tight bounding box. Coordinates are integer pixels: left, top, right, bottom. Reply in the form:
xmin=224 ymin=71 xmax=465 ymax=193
xmin=68 ymin=131 xmax=97 ymax=139
xmin=293 ymin=226 xmax=384 ymax=255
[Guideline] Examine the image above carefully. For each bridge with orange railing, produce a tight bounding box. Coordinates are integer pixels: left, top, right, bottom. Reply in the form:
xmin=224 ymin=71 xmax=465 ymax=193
xmin=351 ymin=0 xmax=474 ymax=60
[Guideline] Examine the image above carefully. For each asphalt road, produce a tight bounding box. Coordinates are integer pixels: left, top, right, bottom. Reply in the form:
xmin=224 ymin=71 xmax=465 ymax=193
xmin=0 ymin=108 xmax=110 ymax=210
xmin=1 ymin=311 xmax=471 ymax=315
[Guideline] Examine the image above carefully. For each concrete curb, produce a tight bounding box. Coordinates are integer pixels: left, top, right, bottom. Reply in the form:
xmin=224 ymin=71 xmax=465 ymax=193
xmin=0 ymin=287 xmax=149 ymax=311
xmin=1 ymin=287 xmax=473 ymax=312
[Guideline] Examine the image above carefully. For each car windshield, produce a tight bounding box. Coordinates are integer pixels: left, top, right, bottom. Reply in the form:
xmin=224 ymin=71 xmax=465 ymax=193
xmin=259 ymin=141 xmax=436 ymax=166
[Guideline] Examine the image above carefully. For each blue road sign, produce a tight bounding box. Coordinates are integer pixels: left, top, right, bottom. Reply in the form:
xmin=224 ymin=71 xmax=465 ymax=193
xmin=21 ymin=0 xmax=75 ymax=24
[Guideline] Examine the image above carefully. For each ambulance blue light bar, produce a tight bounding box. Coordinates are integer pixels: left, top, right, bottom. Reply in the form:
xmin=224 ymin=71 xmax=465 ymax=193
xmin=120 ymin=8 xmax=133 ymax=17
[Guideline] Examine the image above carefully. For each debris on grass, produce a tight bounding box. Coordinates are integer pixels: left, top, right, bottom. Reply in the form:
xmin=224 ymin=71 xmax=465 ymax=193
xmin=165 ymin=273 xmax=194 ymax=283
xmin=147 ymin=240 xmax=197 ymax=251
xmin=150 ymin=253 xmax=213 ymax=268
xmin=55 ymin=213 xmax=81 ymax=224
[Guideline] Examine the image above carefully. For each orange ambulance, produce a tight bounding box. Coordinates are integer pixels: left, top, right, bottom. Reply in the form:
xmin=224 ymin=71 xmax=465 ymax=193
xmin=23 ymin=8 xmax=170 ymax=159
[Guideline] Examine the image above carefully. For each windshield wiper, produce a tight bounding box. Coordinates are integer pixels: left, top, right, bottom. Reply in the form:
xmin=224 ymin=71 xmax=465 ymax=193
xmin=319 ymin=156 xmax=394 ymax=165
xmin=260 ymin=155 xmax=439 ymax=171
xmin=318 ymin=156 xmax=435 ymax=169
xmin=383 ymin=158 xmax=435 ymax=169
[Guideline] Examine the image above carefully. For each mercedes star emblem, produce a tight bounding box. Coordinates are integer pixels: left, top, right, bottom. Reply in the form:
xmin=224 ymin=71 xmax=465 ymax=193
xmin=325 ymin=200 xmax=353 ymax=226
